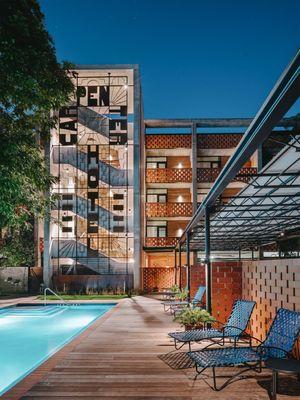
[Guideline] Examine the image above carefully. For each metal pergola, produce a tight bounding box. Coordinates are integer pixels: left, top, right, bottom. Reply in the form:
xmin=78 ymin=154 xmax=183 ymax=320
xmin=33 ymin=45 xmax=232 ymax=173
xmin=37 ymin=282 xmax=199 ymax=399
xmin=175 ymin=49 xmax=300 ymax=313
xmin=187 ymin=135 xmax=300 ymax=252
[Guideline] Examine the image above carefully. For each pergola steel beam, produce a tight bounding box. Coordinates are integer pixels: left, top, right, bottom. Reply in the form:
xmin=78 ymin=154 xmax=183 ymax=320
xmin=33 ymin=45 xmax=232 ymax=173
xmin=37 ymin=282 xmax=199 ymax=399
xmin=177 ymin=49 xmax=300 ymax=248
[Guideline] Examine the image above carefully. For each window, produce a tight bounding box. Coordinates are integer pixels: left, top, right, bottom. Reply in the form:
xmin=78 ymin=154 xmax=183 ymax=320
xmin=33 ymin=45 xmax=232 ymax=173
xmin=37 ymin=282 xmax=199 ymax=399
xmin=146 ymin=156 xmax=167 ymax=169
xmin=146 ymin=188 xmax=167 ymax=203
xmin=197 ymin=156 xmax=221 ymax=168
xmin=146 ymin=220 xmax=167 ymax=237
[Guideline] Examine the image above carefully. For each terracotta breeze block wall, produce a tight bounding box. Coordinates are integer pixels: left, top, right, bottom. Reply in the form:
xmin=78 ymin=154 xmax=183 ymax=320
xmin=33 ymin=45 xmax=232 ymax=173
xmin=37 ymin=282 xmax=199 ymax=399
xmin=142 ymin=268 xmax=175 ymax=290
xmin=146 ymin=134 xmax=191 ymax=149
xmin=242 ymin=259 xmax=300 ymax=357
xmin=143 ymin=261 xmax=242 ymax=323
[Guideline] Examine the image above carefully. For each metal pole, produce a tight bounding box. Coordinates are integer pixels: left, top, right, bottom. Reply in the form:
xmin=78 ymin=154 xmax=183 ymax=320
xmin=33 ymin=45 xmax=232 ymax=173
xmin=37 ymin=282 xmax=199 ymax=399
xmin=186 ymin=231 xmax=191 ymax=303
xmin=174 ymin=250 xmax=177 ymax=285
xmin=179 ymin=244 xmax=182 ymax=289
xmin=205 ymin=207 xmax=212 ymax=314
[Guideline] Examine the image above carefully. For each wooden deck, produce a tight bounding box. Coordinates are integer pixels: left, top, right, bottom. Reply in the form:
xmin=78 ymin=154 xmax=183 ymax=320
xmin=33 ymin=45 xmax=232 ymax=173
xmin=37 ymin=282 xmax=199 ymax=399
xmin=3 ymin=296 xmax=300 ymax=399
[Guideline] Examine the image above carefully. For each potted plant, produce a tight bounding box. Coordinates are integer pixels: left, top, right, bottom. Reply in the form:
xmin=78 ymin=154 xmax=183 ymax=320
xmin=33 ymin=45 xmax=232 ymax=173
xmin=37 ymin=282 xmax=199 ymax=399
xmin=174 ymin=307 xmax=216 ymax=330
xmin=175 ymin=288 xmax=188 ymax=301
xmin=170 ymin=284 xmax=179 ymax=293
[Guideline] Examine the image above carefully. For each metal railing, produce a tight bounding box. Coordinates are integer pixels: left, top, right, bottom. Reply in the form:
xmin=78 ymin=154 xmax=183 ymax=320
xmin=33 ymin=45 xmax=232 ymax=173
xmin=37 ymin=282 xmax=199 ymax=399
xmin=43 ymin=287 xmax=71 ymax=306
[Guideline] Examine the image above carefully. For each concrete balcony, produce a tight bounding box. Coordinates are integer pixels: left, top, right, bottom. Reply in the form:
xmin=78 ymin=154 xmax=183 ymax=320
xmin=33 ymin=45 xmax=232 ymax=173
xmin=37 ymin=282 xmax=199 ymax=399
xmin=146 ymin=202 xmax=193 ymax=217
xmin=146 ymin=168 xmax=192 ymax=183
xmin=197 ymin=167 xmax=257 ymax=183
xmin=144 ymin=237 xmax=178 ymax=247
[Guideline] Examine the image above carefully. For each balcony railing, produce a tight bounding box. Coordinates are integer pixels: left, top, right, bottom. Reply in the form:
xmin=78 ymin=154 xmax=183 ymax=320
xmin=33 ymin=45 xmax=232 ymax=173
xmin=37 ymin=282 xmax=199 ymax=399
xmin=146 ymin=202 xmax=193 ymax=217
xmin=197 ymin=167 xmax=257 ymax=183
xmin=146 ymin=168 xmax=192 ymax=183
xmin=145 ymin=237 xmax=178 ymax=247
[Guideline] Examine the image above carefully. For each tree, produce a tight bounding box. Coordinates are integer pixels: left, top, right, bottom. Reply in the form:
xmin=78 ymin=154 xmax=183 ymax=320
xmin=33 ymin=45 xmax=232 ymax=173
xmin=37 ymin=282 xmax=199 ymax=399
xmin=0 ymin=0 xmax=74 ymax=266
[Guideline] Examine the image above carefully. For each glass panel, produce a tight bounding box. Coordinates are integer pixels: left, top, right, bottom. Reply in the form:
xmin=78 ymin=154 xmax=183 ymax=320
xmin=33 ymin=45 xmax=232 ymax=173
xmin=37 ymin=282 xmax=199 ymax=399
xmin=158 ymin=227 xmax=166 ymax=237
xmin=147 ymin=227 xmax=157 ymax=237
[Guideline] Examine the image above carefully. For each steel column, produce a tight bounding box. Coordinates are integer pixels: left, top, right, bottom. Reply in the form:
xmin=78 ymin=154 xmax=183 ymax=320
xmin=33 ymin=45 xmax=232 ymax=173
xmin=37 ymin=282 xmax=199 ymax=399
xmin=179 ymin=244 xmax=182 ymax=289
xmin=174 ymin=249 xmax=177 ymax=285
xmin=205 ymin=207 xmax=212 ymax=314
xmin=186 ymin=231 xmax=191 ymax=303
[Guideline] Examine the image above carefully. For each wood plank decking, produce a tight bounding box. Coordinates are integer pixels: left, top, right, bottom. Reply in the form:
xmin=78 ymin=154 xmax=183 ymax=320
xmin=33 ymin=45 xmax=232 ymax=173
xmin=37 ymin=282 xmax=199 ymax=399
xmin=3 ymin=296 xmax=300 ymax=399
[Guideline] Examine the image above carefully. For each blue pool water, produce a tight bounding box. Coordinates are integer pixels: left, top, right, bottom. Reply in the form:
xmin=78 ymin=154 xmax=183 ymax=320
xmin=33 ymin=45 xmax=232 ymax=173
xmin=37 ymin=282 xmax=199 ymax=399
xmin=0 ymin=303 xmax=115 ymax=395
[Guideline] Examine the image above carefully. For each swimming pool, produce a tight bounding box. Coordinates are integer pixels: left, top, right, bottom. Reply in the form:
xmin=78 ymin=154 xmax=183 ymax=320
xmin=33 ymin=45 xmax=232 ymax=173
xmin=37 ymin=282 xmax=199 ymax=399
xmin=0 ymin=303 xmax=115 ymax=395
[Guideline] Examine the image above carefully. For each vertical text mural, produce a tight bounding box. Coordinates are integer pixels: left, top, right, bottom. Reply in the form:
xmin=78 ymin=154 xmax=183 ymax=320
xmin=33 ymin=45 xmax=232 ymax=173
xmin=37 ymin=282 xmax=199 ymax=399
xmin=50 ymin=68 xmax=137 ymax=287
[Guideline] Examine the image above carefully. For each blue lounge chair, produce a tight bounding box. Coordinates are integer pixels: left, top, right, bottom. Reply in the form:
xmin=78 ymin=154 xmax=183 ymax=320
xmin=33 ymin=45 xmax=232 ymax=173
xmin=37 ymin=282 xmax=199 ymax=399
xmin=162 ymin=286 xmax=206 ymax=313
xmin=169 ymin=299 xmax=255 ymax=350
xmin=188 ymin=308 xmax=300 ymax=391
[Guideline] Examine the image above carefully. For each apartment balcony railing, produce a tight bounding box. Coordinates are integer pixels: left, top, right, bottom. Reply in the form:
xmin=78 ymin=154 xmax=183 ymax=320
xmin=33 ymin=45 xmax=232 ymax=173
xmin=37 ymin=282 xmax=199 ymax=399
xmin=146 ymin=168 xmax=192 ymax=183
xmin=146 ymin=134 xmax=191 ymax=149
xmin=197 ymin=167 xmax=257 ymax=183
xmin=144 ymin=237 xmax=178 ymax=247
xmin=146 ymin=202 xmax=193 ymax=217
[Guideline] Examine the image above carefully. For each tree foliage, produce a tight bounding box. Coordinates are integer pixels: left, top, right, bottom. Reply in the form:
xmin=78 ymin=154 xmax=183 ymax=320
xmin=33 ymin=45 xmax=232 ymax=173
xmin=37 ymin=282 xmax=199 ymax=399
xmin=0 ymin=0 xmax=74 ymax=264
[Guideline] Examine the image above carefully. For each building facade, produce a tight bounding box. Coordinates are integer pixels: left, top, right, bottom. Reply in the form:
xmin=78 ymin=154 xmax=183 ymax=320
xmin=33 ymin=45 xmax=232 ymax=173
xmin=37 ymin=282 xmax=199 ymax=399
xmin=40 ymin=64 xmax=296 ymax=293
xmin=141 ymin=122 xmax=258 ymax=290
xmin=43 ymin=65 xmax=142 ymax=290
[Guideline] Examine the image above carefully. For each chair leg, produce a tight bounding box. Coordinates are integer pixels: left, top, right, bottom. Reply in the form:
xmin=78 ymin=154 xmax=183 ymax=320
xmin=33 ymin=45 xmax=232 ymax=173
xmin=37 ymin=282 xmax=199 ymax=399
xmin=212 ymin=367 xmax=217 ymax=390
xmin=271 ymin=370 xmax=278 ymax=400
xmin=174 ymin=339 xmax=186 ymax=351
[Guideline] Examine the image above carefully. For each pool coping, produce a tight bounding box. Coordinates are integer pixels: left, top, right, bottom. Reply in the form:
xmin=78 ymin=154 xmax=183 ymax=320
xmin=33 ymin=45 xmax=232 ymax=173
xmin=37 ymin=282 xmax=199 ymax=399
xmin=2 ymin=300 xmax=124 ymax=400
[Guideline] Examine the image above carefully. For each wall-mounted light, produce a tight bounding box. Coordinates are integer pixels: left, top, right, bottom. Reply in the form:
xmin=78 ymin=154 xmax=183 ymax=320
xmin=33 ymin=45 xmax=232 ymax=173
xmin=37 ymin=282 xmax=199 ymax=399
xmin=123 ymin=85 xmax=128 ymax=90
xmin=109 ymin=154 xmax=113 ymax=161
xmin=178 ymin=228 xmax=183 ymax=236
xmin=177 ymin=162 xmax=183 ymax=169
xmin=177 ymin=195 xmax=183 ymax=203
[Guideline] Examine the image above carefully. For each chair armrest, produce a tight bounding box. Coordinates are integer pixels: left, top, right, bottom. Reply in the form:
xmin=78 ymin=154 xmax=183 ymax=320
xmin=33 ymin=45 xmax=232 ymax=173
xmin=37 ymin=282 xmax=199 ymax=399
xmin=257 ymin=345 xmax=290 ymax=358
xmin=221 ymin=325 xmax=245 ymax=337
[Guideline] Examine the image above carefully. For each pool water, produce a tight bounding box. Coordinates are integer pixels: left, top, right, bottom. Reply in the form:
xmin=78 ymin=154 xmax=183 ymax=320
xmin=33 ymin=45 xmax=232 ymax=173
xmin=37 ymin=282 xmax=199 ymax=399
xmin=0 ymin=303 xmax=115 ymax=395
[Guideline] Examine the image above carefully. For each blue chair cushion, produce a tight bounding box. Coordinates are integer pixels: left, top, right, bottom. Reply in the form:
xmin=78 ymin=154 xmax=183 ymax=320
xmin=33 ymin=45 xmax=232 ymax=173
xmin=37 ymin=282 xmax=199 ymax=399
xmin=188 ymin=347 xmax=262 ymax=368
xmin=169 ymin=328 xmax=223 ymax=342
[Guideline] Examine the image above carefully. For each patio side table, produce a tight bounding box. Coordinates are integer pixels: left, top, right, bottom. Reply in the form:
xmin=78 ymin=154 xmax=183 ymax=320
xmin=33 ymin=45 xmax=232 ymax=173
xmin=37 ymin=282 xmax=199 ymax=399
xmin=265 ymin=357 xmax=300 ymax=400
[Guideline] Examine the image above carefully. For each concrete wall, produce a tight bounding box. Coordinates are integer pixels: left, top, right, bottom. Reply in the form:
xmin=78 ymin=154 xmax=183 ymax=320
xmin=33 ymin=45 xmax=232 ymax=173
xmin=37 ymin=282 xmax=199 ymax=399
xmin=0 ymin=267 xmax=28 ymax=294
xmin=53 ymin=274 xmax=133 ymax=293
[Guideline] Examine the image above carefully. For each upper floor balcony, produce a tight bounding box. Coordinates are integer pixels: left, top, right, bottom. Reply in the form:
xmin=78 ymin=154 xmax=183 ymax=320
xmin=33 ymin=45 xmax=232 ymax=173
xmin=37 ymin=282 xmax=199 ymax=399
xmin=146 ymin=202 xmax=193 ymax=217
xmin=146 ymin=134 xmax=191 ymax=149
xmin=144 ymin=237 xmax=178 ymax=248
xmin=146 ymin=168 xmax=192 ymax=183
xmin=197 ymin=167 xmax=257 ymax=183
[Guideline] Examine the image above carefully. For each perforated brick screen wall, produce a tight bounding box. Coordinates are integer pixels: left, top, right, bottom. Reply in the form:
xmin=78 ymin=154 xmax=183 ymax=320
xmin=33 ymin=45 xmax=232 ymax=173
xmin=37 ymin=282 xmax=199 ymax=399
xmin=242 ymin=259 xmax=300 ymax=357
xmin=197 ymin=134 xmax=243 ymax=149
xmin=146 ymin=134 xmax=191 ymax=149
xmin=142 ymin=262 xmax=242 ymax=323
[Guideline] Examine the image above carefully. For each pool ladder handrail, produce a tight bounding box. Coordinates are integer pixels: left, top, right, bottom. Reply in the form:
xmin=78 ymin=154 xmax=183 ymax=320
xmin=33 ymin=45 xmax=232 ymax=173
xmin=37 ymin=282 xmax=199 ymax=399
xmin=44 ymin=287 xmax=71 ymax=306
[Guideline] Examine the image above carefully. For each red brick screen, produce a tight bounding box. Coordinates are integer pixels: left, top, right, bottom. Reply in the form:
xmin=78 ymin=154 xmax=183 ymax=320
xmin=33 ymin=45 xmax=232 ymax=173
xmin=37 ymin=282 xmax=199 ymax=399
xmin=142 ymin=261 xmax=242 ymax=323
xmin=242 ymin=259 xmax=300 ymax=357
xmin=142 ymin=267 xmax=175 ymax=291
xmin=197 ymin=134 xmax=242 ymax=149
xmin=146 ymin=134 xmax=191 ymax=149
xmin=146 ymin=168 xmax=192 ymax=183
xmin=145 ymin=202 xmax=193 ymax=217
xmin=197 ymin=167 xmax=257 ymax=183
xmin=144 ymin=237 xmax=178 ymax=247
